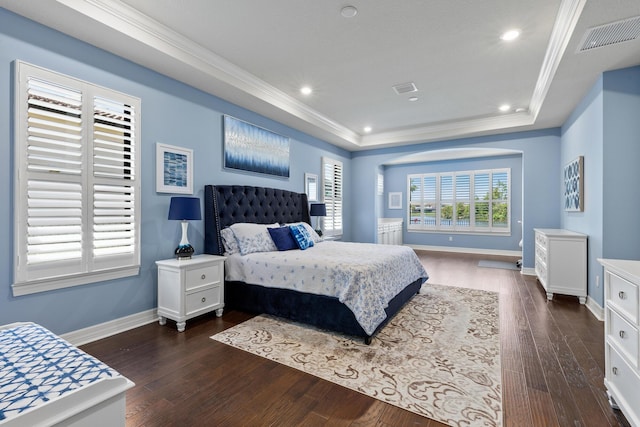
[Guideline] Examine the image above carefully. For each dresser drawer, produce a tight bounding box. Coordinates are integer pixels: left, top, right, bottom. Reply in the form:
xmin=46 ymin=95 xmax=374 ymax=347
xmin=535 ymin=232 xmax=547 ymax=247
xmin=535 ymin=245 xmax=547 ymax=265
xmin=535 ymin=261 xmax=547 ymax=287
xmin=607 ymin=345 xmax=640 ymax=420
xmin=185 ymin=285 xmax=222 ymax=315
xmin=186 ymin=263 xmax=222 ymax=291
xmin=608 ymin=272 xmax=639 ymax=325
xmin=608 ymin=308 xmax=639 ymax=368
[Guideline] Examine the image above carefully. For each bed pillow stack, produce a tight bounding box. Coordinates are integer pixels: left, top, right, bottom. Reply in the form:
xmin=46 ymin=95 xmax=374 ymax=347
xmin=220 ymin=222 xmax=321 ymax=254
xmin=288 ymin=224 xmax=315 ymax=250
xmin=228 ymin=222 xmax=279 ymax=255
xmin=267 ymin=226 xmax=298 ymax=251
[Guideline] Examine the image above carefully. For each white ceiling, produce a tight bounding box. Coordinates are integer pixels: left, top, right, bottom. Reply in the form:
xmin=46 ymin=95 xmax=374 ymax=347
xmin=2 ymin=0 xmax=640 ymax=152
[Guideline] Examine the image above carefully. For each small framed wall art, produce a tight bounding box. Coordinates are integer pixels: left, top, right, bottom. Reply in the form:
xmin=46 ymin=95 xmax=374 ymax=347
xmin=388 ymin=192 xmax=402 ymax=209
xmin=156 ymin=143 xmax=193 ymax=194
xmin=564 ymin=155 xmax=583 ymax=211
xmin=305 ymin=173 xmax=318 ymax=202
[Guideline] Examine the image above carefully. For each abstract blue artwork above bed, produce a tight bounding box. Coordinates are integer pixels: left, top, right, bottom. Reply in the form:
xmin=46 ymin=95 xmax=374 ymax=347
xmin=224 ymin=115 xmax=290 ymax=177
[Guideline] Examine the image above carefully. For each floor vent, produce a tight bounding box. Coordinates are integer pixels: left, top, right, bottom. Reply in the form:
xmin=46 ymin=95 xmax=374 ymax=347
xmin=392 ymin=82 xmax=418 ymax=95
xmin=578 ymin=15 xmax=640 ymax=52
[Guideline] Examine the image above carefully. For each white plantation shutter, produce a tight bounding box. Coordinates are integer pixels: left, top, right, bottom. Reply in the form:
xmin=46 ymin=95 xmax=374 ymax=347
xmin=322 ymin=157 xmax=343 ymax=237
xmin=13 ymin=61 xmax=140 ymax=296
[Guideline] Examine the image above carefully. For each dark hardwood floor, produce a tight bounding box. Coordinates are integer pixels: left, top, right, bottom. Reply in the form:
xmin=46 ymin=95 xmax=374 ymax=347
xmin=81 ymin=251 xmax=630 ymax=426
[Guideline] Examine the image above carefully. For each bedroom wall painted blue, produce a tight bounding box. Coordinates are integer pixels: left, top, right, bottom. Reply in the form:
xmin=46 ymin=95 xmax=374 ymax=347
xmin=560 ymin=65 xmax=640 ymax=308
xmin=602 ymin=65 xmax=640 ymax=261
xmin=352 ymin=130 xmax=561 ymax=268
xmin=0 ymin=8 xmax=350 ymax=334
xmin=561 ymin=75 xmax=604 ymax=306
xmin=383 ymin=154 xmax=523 ymax=251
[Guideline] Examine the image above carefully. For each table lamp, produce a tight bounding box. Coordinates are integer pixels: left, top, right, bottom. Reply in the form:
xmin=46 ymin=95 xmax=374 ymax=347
xmin=168 ymin=196 xmax=201 ymax=259
xmin=309 ymin=203 xmax=326 ymax=236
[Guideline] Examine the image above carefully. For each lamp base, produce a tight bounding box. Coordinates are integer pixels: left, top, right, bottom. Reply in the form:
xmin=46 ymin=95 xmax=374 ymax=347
xmin=175 ymin=244 xmax=194 ymax=259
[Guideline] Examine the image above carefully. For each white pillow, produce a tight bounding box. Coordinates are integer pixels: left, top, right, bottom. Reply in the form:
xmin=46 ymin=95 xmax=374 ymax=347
xmin=285 ymin=222 xmax=323 ymax=243
xmin=230 ymin=222 xmax=279 ymax=255
xmin=220 ymin=227 xmax=239 ymax=255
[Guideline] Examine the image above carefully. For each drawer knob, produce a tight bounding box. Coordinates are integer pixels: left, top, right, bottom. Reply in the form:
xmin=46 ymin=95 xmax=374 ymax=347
xmin=619 ymin=330 xmax=626 ymax=339
xmin=618 ymin=291 xmax=626 ymax=300
xmin=612 ymin=367 xmax=619 ymax=375
xmin=201 ymin=297 xmax=206 ymax=303
xmin=201 ymin=274 xmax=206 ymax=280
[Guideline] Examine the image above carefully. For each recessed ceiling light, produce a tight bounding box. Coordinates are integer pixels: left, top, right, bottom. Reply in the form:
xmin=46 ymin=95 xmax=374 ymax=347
xmin=363 ymin=126 xmax=372 ymax=133
xmin=408 ymin=96 xmax=418 ymax=102
xmin=341 ymin=6 xmax=358 ymax=18
xmin=499 ymin=104 xmax=511 ymax=112
xmin=500 ymin=29 xmax=520 ymax=41
xmin=300 ymin=86 xmax=312 ymax=96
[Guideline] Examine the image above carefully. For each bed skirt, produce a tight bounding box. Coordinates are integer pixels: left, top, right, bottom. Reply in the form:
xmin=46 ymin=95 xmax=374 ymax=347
xmin=224 ymin=277 xmax=425 ymax=342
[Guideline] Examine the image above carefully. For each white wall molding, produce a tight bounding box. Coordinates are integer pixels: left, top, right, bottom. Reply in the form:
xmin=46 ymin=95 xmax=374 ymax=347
xmin=585 ymin=296 xmax=604 ymax=321
xmin=61 ymin=309 xmax=157 ymax=347
xmin=408 ymin=244 xmax=521 ymax=258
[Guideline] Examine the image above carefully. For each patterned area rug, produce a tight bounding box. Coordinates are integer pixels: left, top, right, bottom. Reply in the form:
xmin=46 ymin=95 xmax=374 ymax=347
xmin=211 ymin=284 xmax=502 ymax=427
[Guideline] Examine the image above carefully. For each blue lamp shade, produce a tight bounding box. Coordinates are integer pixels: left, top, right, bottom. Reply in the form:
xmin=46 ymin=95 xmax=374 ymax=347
xmin=168 ymin=197 xmax=201 ymax=259
xmin=310 ymin=203 xmax=326 ymax=217
xmin=168 ymin=197 xmax=202 ymax=221
xmin=309 ymin=203 xmax=326 ymax=236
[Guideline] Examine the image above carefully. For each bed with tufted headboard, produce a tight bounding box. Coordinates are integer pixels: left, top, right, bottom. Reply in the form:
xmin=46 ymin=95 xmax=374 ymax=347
xmin=204 ymin=184 xmax=428 ymax=343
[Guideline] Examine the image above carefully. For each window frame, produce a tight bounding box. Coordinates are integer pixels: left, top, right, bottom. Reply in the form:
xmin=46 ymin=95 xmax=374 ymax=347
xmin=407 ymin=168 xmax=511 ymax=234
xmin=12 ymin=61 xmax=141 ymax=296
xmin=321 ymin=157 xmax=343 ymax=238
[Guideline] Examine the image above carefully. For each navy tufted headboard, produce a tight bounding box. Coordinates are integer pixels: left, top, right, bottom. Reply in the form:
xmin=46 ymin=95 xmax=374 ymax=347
xmin=204 ymin=185 xmax=311 ymax=255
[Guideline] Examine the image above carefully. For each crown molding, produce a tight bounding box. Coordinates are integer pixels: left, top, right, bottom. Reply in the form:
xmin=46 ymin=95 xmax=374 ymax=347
xmin=45 ymin=0 xmax=585 ymax=150
xmin=529 ymin=0 xmax=587 ymax=119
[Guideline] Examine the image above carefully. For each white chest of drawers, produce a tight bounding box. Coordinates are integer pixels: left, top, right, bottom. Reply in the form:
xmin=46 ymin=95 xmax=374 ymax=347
xmin=599 ymin=258 xmax=640 ymax=427
xmin=534 ymin=228 xmax=587 ymax=304
xmin=156 ymin=254 xmax=225 ymax=332
xmin=377 ymin=218 xmax=403 ymax=245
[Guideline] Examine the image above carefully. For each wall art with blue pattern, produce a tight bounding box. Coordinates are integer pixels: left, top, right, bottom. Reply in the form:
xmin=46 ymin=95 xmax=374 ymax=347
xmin=224 ymin=115 xmax=290 ymax=178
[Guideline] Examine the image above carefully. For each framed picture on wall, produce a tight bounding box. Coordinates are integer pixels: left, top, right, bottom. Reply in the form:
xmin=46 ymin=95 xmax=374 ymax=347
xmin=564 ymin=155 xmax=584 ymax=211
xmin=389 ymin=192 xmax=402 ymax=209
xmin=223 ymin=115 xmax=290 ymax=178
xmin=305 ymin=173 xmax=318 ymax=202
xmin=156 ymin=143 xmax=193 ymax=194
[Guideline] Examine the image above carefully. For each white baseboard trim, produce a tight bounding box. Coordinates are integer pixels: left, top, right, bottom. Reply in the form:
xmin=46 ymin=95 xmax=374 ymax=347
xmin=586 ymin=297 xmax=604 ymax=321
xmin=61 ymin=309 xmax=158 ymax=347
xmin=521 ymin=267 xmax=536 ymax=276
xmin=408 ymin=244 xmax=522 ymax=258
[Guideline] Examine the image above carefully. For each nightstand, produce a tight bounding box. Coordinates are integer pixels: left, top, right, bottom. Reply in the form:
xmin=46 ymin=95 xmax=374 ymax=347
xmin=155 ymin=254 xmax=226 ymax=332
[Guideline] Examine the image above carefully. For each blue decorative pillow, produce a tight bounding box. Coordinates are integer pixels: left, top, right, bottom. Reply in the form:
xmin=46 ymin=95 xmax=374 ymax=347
xmin=289 ymin=224 xmax=315 ymax=250
xmin=268 ymin=226 xmax=298 ymax=251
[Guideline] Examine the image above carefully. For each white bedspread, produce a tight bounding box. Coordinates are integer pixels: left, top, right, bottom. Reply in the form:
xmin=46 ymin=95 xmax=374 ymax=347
xmin=225 ymin=241 xmax=428 ymax=335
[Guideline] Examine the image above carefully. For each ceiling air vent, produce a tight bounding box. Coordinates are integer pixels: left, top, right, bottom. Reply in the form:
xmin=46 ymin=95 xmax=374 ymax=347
xmin=578 ymin=15 xmax=640 ymax=52
xmin=392 ymin=82 xmax=418 ymax=95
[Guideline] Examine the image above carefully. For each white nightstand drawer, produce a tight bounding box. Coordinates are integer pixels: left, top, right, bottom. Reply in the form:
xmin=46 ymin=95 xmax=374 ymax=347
xmin=535 ymin=232 xmax=547 ymax=247
xmin=608 ymin=272 xmax=639 ymax=325
xmin=186 ymin=264 xmax=222 ymax=291
xmin=608 ymin=308 xmax=639 ymax=367
xmin=186 ymin=285 xmax=222 ymax=315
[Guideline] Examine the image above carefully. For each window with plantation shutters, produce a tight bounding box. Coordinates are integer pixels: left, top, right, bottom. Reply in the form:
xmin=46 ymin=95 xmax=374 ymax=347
xmin=321 ymin=157 xmax=343 ymax=237
xmin=407 ymin=168 xmax=510 ymax=234
xmin=13 ymin=61 xmax=141 ymax=296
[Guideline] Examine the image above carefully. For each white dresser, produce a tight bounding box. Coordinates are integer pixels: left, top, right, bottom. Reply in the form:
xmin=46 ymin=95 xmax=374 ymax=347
xmin=598 ymin=258 xmax=640 ymax=427
xmin=377 ymin=218 xmax=403 ymax=245
xmin=534 ymin=228 xmax=587 ymax=303
xmin=156 ymin=254 xmax=225 ymax=332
